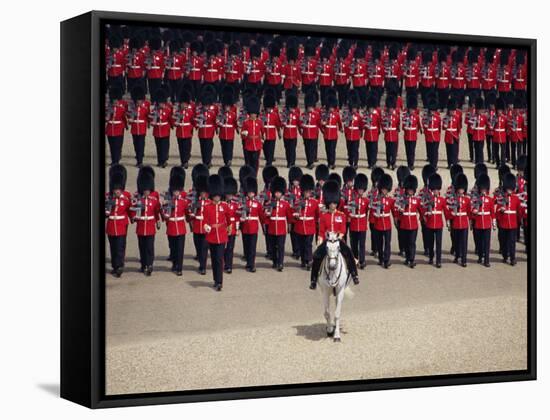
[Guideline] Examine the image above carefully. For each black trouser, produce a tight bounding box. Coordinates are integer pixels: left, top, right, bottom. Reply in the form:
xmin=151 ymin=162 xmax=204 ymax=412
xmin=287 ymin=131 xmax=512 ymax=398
xmin=108 ymin=75 xmax=124 ymax=89
xmin=320 ymin=85 xmax=330 ymax=107
xmin=405 ymin=140 xmax=416 ymax=168
xmin=376 ymin=229 xmax=391 ymax=264
xmin=402 ymin=229 xmax=417 ymax=263
xmin=355 ymin=86 xmax=368 ymax=107
xmin=193 ymin=233 xmax=208 ymax=270
xmin=224 ymin=235 xmax=236 ymax=270
xmin=370 ymin=86 xmax=383 ymax=102
xmin=365 ymin=141 xmax=378 ymax=167
xmin=521 ymin=140 xmax=527 ymax=156
xmin=265 ymin=83 xmax=283 ymax=103
xmin=203 ymin=81 xmax=220 ymax=101
xmin=154 ymin=136 xmax=169 ymax=166
xmin=437 ymin=87 xmax=450 ymax=109
xmin=270 ymin=234 xmax=286 ymax=267
xmin=244 ymin=150 xmax=260 ymax=172
xmin=310 ymin=239 xmax=357 ymax=284
xmin=445 ymin=141 xmax=459 ymax=167
xmin=242 ymin=233 xmax=258 ymax=268
xmin=493 ymin=142 xmax=506 ymax=167
xmin=335 ymin=83 xmax=350 ymax=108
xmin=132 ymin=134 xmax=145 ymax=165
xmin=370 ymin=223 xmax=378 ymax=254
xmin=397 ymin=226 xmax=405 ymax=254
xmin=199 ymin=138 xmax=214 ymax=166
xmin=453 ymin=228 xmax=468 ymax=263
xmin=284 ymin=139 xmax=297 ymax=166
xmin=426 ymin=142 xmax=439 ymax=168
xmin=473 ymin=140 xmax=484 ymax=164
xmin=510 ymin=142 xmax=518 ymax=167
xmin=138 ymin=235 xmax=155 ymax=269
xmin=209 ymin=243 xmax=225 ymax=286
xmin=302 ymin=82 xmax=316 ymax=96
xmin=220 ymin=139 xmax=234 ymax=165
xmin=147 ymin=77 xmax=162 ymax=97
xmin=474 ymin=228 xmax=491 ymax=263
xmin=346 ymin=140 xmax=359 ymax=167
xmin=505 ymin=137 xmax=511 ymax=161
xmin=168 ymin=235 xmax=185 ymax=271
xmin=297 ymin=234 xmax=314 ymax=265
xmin=263 ymin=140 xmax=276 ymax=166
xmin=244 ymin=81 xmax=262 ymax=96
xmin=349 ymin=231 xmax=366 ymax=265
xmin=501 ymin=228 xmax=517 ymax=261
xmin=177 ymin=137 xmax=192 ymax=166
xmin=385 ymin=141 xmax=397 ymax=167
xmin=426 ymin=227 xmax=442 ymax=264
xmin=284 ymin=87 xmax=298 ymax=100
xmin=450 ymin=87 xmax=465 ymax=108
xmin=467 ymin=133 xmax=474 ymax=161
xmin=127 ymin=76 xmax=144 ymax=94
xmin=107 ymin=136 xmax=123 ymax=164
xmin=325 ymin=139 xmax=337 ymax=167
xmin=290 ymin=229 xmax=299 ymax=256
xmin=486 ymin=135 xmax=493 ymax=162
xmin=108 ymin=235 xmax=126 ymax=270
xmin=421 ymin=221 xmax=428 ymax=254
xmin=264 ymin=230 xmax=273 ymax=258
xmin=188 ymin=79 xmax=202 ymax=101
xmin=303 ymin=138 xmax=317 ymax=166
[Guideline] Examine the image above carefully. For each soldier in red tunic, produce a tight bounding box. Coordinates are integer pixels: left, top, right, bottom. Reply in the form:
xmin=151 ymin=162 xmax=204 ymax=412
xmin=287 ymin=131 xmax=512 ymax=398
xmin=265 ymin=176 xmax=293 ymax=271
xmin=105 ymin=83 xmax=127 ymax=166
xmin=128 ymin=85 xmax=150 ymax=167
xmin=402 ymin=94 xmax=422 ymax=170
xmin=282 ymin=46 xmax=301 ymax=100
xmin=341 ymin=92 xmax=362 ymax=169
xmin=126 ymin=36 xmax=147 ymax=95
xmin=371 ymin=174 xmax=396 ymax=268
xmin=318 ymin=46 xmax=335 ymax=108
xmin=146 ymin=36 xmax=166 ymax=99
xmin=281 ymin=93 xmax=300 ymax=168
xmin=196 ymin=87 xmax=218 ymax=168
xmin=346 ymin=174 xmax=369 ymax=270
xmin=222 ymin=177 xmax=239 ymax=274
xmin=217 ymin=86 xmax=239 ymax=167
xmin=471 ymin=96 xmax=488 ymax=164
xmin=470 ymin=174 xmax=496 ymax=267
xmin=442 ymin=97 xmax=461 ymax=169
xmin=187 ymin=41 xmax=205 ymax=101
xmin=422 ymin=96 xmax=442 ymax=169
xmin=224 ymin=43 xmax=244 ymax=91
xmin=164 ymin=39 xmax=187 ymax=104
xmin=445 ymin=174 xmax=471 ymax=267
xmin=310 ymin=180 xmax=359 ymax=290
xmin=421 ymin=173 xmax=447 ymax=268
xmin=495 ymin=173 xmax=521 ymax=265
xmin=188 ymin=165 xmax=210 ymax=275
xmin=241 ymin=96 xmax=264 ymax=172
xmin=396 ymin=175 xmax=422 ymax=268
xmin=171 ymin=85 xmax=196 ymax=169
xmin=393 ymin=166 xmax=411 ymax=257
xmin=291 ymin=174 xmax=319 ymax=270
xmin=334 ymin=43 xmax=352 ymax=108
xmin=382 ymin=95 xmax=400 ymax=170
xmin=322 ymin=93 xmax=344 ymax=169
xmin=106 ymin=35 xmax=126 ymax=89
xmin=105 ymin=164 xmax=131 ymax=277
xmin=300 ymin=92 xmax=322 ymax=169
xmin=149 ymin=87 xmax=173 ymax=168
xmin=363 ymin=94 xmax=381 ymax=169
xmin=264 ymin=42 xmax=284 ymax=103
xmin=261 ymin=92 xmax=282 ymax=167
xmin=240 ymin=176 xmax=264 ymax=272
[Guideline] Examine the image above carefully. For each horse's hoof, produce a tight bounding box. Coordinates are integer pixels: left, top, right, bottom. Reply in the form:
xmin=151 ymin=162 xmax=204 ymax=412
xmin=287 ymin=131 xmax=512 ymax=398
xmin=327 ymin=330 xmax=334 ymax=337
xmin=333 ymin=337 xmax=341 ymax=342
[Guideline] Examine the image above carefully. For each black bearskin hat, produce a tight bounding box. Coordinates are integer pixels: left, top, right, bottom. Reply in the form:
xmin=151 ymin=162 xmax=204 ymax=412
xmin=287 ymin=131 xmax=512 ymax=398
xmin=286 ymin=93 xmax=298 ymax=108
xmin=246 ymin=96 xmax=261 ymax=114
xmin=322 ymin=180 xmax=341 ymax=205
xmin=315 ymin=164 xmax=330 ymax=182
xmin=403 ymin=175 xmax=418 ymax=192
xmin=378 ymin=173 xmax=393 ymax=192
xmin=192 ymin=163 xmax=209 ymax=185
xmin=109 ymin=164 xmax=126 ymax=192
xmin=250 ymin=44 xmax=261 ymax=58
xmin=207 ymin=174 xmax=224 ymax=197
xmin=195 ymin=175 xmax=208 ymax=194
xmin=366 ymin=94 xmax=378 ymax=109
xmin=262 ymin=165 xmax=279 ymax=185
xmin=243 ymin=176 xmax=258 ymax=195
xmin=271 ymin=176 xmax=287 ymax=194
xmin=289 ymin=166 xmax=303 ymax=183
xmin=304 ymin=91 xmax=317 ymax=108
xmin=477 ymin=173 xmax=490 ymax=191
xmin=475 ymin=96 xmax=485 ymax=109
xmin=371 ymin=166 xmax=385 ymax=186
xmin=354 ymin=173 xmax=368 ymax=191
xmin=137 ymin=166 xmax=155 ymax=193
xmin=453 ymin=173 xmax=468 ymax=192
xmin=428 ymin=173 xmax=442 ymax=191
xmin=421 ymin=164 xmax=436 ymax=184
xmin=169 ymin=166 xmax=186 ymax=190
xmin=447 ymin=97 xmax=457 ymax=111
xmin=239 ymin=165 xmax=256 ymax=185
xmin=300 ymin=174 xmax=315 ymax=192
xmin=224 ymin=177 xmax=238 ymax=196
xmin=328 ymin=172 xmax=342 ymax=188
xmin=498 ymin=164 xmax=511 ymax=183
xmin=342 ymin=166 xmax=357 ymax=183
xmin=406 ymin=94 xmax=418 ymax=110
xmin=218 ymin=166 xmax=233 ymax=180
xmin=327 ymin=94 xmax=339 ymax=109
xmin=450 ymin=164 xmax=463 ymax=181
xmin=385 ymin=95 xmax=397 ymax=109
xmin=130 ymin=84 xmax=146 ymax=101
xmin=474 ymin=163 xmax=488 ymax=180
xmin=169 ymin=172 xmax=185 ymax=192
xmin=503 ymin=173 xmax=517 ymax=191
xmin=516 ymin=155 xmax=528 ymax=172
xmin=263 ymin=94 xmax=276 ymax=109
xmin=228 ymin=43 xmax=240 ymax=56
xmin=109 ymin=84 xmax=123 ymax=101
xmin=496 ymin=97 xmax=506 ymax=111
xmin=427 ymin=96 xmax=438 ymax=111
xmin=396 ymin=166 xmax=411 ymax=186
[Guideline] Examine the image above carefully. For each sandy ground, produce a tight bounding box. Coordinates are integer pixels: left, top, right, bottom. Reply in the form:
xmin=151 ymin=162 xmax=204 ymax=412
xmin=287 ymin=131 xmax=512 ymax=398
xmin=105 ymin=100 xmax=528 ymax=395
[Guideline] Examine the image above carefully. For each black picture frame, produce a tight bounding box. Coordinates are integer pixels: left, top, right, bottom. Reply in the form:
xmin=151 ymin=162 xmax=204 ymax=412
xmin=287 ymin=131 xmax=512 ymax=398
xmin=60 ymin=10 xmax=537 ymax=409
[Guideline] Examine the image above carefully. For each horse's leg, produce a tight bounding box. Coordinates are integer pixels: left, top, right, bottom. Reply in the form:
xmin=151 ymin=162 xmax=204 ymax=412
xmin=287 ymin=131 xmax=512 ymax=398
xmin=333 ymin=286 xmax=345 ymax=342
xmin=322 ymin=286 xmax=334 ymax=336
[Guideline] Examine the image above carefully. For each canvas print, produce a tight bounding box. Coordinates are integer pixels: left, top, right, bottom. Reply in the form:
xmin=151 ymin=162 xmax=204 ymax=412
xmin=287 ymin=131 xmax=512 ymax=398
xmin=103 ymin=23 xmax=529 ymax=396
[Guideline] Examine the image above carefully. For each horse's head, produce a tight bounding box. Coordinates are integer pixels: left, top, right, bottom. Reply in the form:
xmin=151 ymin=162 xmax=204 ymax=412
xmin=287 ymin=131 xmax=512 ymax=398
xmin=325 ymin=233 xmax=340 ymax=271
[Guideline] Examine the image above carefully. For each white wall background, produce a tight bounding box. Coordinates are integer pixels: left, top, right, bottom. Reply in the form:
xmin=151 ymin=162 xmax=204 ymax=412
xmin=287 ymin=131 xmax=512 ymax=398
xmin=0 ymin=0 xmax=546 ymax=417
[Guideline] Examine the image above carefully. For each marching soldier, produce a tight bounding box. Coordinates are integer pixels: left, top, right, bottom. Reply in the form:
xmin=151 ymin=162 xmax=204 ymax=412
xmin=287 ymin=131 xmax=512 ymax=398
xmin=403 ymin=47 xmax=420 ymax=98
xmin=146 ymin=36 xmax=166 ymax=98
xmin=481 ymin=49 xmax=497 ymax=99
xmin=322 ymin=93 xmax=344 ymax=169
xmin=188 ymin=166 xmax=210 ymax=275
xmin=222 ymin=177 xmax=239 ymax=274
xmin=394 ymin=166 xmax=411 ymax=257
xmin=435 ymin=49 xmax=451 ymax=110
xmin=203 ymin=42 xmax=223 ymax=101
xmin=106 ymin=35 xmax=126 ymax=89
xmin=291 ymin=174 xmax=319 ymax=270
xmin=217 ymin=87 xmax=239 ymax=167
xmin=492 ymin=97 xmax=508 ymax=167
xmin=334 ymin=44 xmax=352 ymax=108
xmin=244 ymin=44 xmax=266 ymax=96
xmin=105 ymin=164 xmax=131 ymax=277
xmin=382 ymin=95 xmax=400 ymax=170
xmin=370 ymin=173 xmax=395 ymax=268
xmin=287 ymin=166 xmax=304 ymax=259
xmin=342 ymin=92 xmax=362 ymax=169
xmin=402 ymin=94 xmax=421 ymax=170
xmin=171 ymin=86 xmax=196 ymax=169
xmin=507 ymin=96 xmax=526 ymax=168
xmin=466 ymin=48 xmax=482 ymax=98
xmin=265 ymin=176 xmax=293 ymax=271
xmin=485 ymin=92 xmax=497 ymax=164
xmin=241 ymin=96 xmax=264 ymax=172
xmin=446 ymin=163 xmax=464 ymax=256
xmin=470 ymin=173 xmax=495 ymax=267
xmin=421 ymin=173 xmax=446 ymax=268
xmin=264 ymin=42 xmax=284 ymax=102
xmin=301 ymin=42 xmax=319 ymax=96
xmin=419 ymin=49 xmax=436 ymax=106
xmin=196 ymin=87 xmax=218 ymax=168
xmin=368 ymin=167 xmax=385 ymax=257
xmin=443 ymin=97 xmax=461 ymax=169
xmin=261 ymin=93 xmax=282 ymax=167
xmin=513 ymin=52 xmax=527 ymax=93
xmin=369 ymin=49 xmax=385 ymax=101
xmin=126 ymin=36 xmax=147 ymax=94
xmin=471 ymin=97 xmax=488 ymax=164
xmin=419 ymin=164 xmax=437 ymax=256
xmin=203 ymin=175 xmax=231 ymax=291
xmin=240 ymin=176 xmax=263 ymax=272
xmin=314 ymin=163 xmax=330 ymax=214
xmin=162 ymin=167 xmax=189 ymax=276
xmin=164 ymin=39 xmax=186 ymax=102
xmin=259 ymin=166 xmax=277 ymax=260
xmin=150 ymin=87 xmax=173 ymax=168
xmin=346 ymin=173 xmax=369 ymax=270
xmin=351 ymin=45 xmax=369 ymax=106
xmin=224 ymin=43 xmax=244 ymax=91
xmin=187 ymin=41 xmax=205 ymax=101
xmin=130 ymin=167 xmax=161 ymax=276
xmin=281 ymin=93 xmax=300 ymax=168
xmin=422 ymin=96 xmax=442 ymax=169
xmin=300 ymin=91 xmax=322 ymax=169
xmin=310 ymin=180 xmax=359 ymax=290
xmin=282 ymin=46 xmax=301 ymax=99
xmin=363 ymin=94 xmax=381 ymax=169
xmin=105 ymin=83 xmax=127 ymax=166
xmin=395 ymin=175 xmax=421 ymax=268
xmin=318 ymin=46 xmax=335 ymax=107
xmin=450 ymin=49 xmax=467 ymax=108
xmin=128 ymin=85 xmax=150 ymax=168
xmin=445 ymin=173 xmax=470 ymax=267
xmin=495 ymin=173 xmax=521 ymax=265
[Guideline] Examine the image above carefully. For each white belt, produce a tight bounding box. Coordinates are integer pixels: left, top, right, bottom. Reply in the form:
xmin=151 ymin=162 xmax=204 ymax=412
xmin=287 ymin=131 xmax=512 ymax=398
xmin=375 ymin=212 xmax=391 ymax=217
xmin=226 ymin=70 xmax=238 ymax=74
xmin=270 ymin=72 xmax=281 ymax=76
xmin=477 ymin=211 xmax=490 ymax=216
xmin=303 ymin=71 xmax=314 ymax=75
xmin=194 ymin=215 xmax=204 ymax=220
xmin=154 ymin=122 xmax=169 ymax=126
xmin=250 ymin=69 xmax=260 ymax=73
xmin=402 ymin=212 xmax=416 ymax=216
xmin=264 ymin=125 xmax=276 ymax=128
xmin=285 ymin=125 xmax=297 ymax=128
xmin=427 ymin=211 xmax=443 ymax=215
xmin=191 ymin=67 xmax=201 ymax=71
xmin=133 ymin=119 xmax=146 ymax=123
xmin=199 ymin=124 xmax=213 ymax=128
xmin=454 ymin=77 xmax=464 ymax=80
xmin=511 ymin=128 xmax=522 ymax=132
xmin=303 ymin=125 xmax=317 ymax=128
xmin=243 ymin=216 xmax=259 ymax=221
xmin=422 ymin=76 xmax=434 ymax=79
xmin=221 ymin=124 xmax=234 ymax=128
xmin=470 ymin=77 xmax=479 ymax=80
xmin=453 ymin=212 xmax=468 ymax=216
xmin=298 ymin=216 xmax=314 ymax=221
xmin=426 ymin=128 xmax=438 ymax=131
xmin=168 ymin=216 xmax=186 ymax=221
xmin=347 ymin=127 xmax=360 ymax=130
xmin=405 ymin=74 xmax=416 ymax=78
xmin=365 ymin=125 xmax=377 ymax=129
xmin=350 ymin=214 xmax=366 ymax=218
xmin=353 ymin=73 xmax=365 ymax=77
xmin=446 ymin=128 xmax=457 ymax=131
xmin=439 ymin=77 xmax=448 ymax=80
xmin=178 ymin=122 xmax=192 ymax=126
xmin=515 ymin=78 xmax=525 ymax=82
xmin=385 ymin=128 xmax=397 ymax=131
xmin=404 ymin=127 xmax=417 ymax=130
xmin=485 ymin=78 xmax=494 ymax=81
xmin=136 ymin=216 xmax=155 ymax=221
xmin=110 ymin=64 xmax=122 ymax=68
xmin=503 ymin=210 xmax=517 ymax=214
xmin=494 ymin=128 xmax=505 ymax=132
xmin=474 ymin=127 xmax=486 ymax=130
xmin=335 ymin=72 xmax=347 ymax=76
xmin=270 ymin=216 xmax=287 ymax=221
xmin=325 ymin=125 xmax=337 ymax=128
xmin=107 ymin=121 xmax=123 ymax=124
xmin=128 ymin=65 xmax=142 ymax=69
xmin=167 ymin=67 xmax=181 ymax=71
xmin=206 ymin=69 xmax=218 ymax=72
xmin=320 ymin=73 xmax=330 ymax=76
xmin=150 ymin=66 xmax=160 ymax=69
xmin=108 ymin=215 xmax=126 ymax=220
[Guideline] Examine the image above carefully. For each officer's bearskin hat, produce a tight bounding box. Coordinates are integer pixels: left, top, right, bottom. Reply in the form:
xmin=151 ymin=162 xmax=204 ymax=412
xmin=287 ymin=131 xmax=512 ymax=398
xmin=342 ymin=166 xmax=357 ymax=183
xmin=289 ymin=166 xmax=303 ymax=183
xmin=271 ymin=176 xmax=287 ymax=195
xmin=428 ymin=173 xmax=442 ymax=191
xmin=220 ymin=89 xmax=234 ymax=107
xmin=262 ymin=165 xmax=278 ymax=185
xmin=217 ymin=165 xmax=233 ymax=180
xmin=137 ymin=166 xmax=155 ymax=194
xmin=485 ymin=91 xmax=497 ymax=108
xmin=467 ymin=48 xmax=478 ymax=63
xmin=516 ymin=155 xmax=528 ymax=172
xmin=406 ymin=94 xmax=418 ymax=110
xmin=109 ymin=164 xmax=127 ymax=192
xmin=503 ymin=173 xmax=517 ymax=192
xmin=403 ymin=174 xmax=418 ymax=192
xmin=475 ymin=96 xmax=485 ymax=110
xmin=328 ymin=172 xmax=342 ymax=188
xmin=322 ymin=180 xmax=341 ymax=205
xmin=300 ymin=174 xmax=315 ymax=192
xmin=450 ymin=163 xmax=463 ymax=181
xmin=354 ymin=173 xmax=369 ymax=191
xmin=354 ymin=45 xmax=365 ymax=59
xmin=304 ymin=91 xmax=317 ymax=108
xmin=315 ymin=164 xmax=330 ymax=182
xmin=453 ymin=173 xmax=468 ymax=192
xmin=128 ymin=37 xmax=141 ymax=50
xmin=223 ymin=177 xmax=238 ymax=197
xmin=385 ymin=95 xmax=397 ymax=109
xmin=169 ymin=172 xmax=185 ymax=193
xmin=421 ymin=164 xmax=436 ymax=184
xmin=246 ymin=95 xmax=261 ymax=115
xmin=285 ymin=92 xmax=298 ymax=109
xmin=378 ymin=173 xmax=393 ymax=192
xmin=239 ymin=165 xmax=256 ymax=185
xmin=243 ymin=176 xmax=258 ymax=195
xmin=396 ymin=165 xmax=411 ymax=187
xmin=191 ymin=163 xmax=209 ymax=185
xmin=263 ymin=94 xmax=276 ymax=109
xmin=476 ymin=173 xmax=491 ymax=191
xmin=328 ymin=94 xmax=339 ymax=109
xmin=371 ymin=166 xmax=385 ymax=186
xmin=207 ymin=174 xmax=224 ymax=198
xmin=498 ymin=164 xmax=511 ymax=183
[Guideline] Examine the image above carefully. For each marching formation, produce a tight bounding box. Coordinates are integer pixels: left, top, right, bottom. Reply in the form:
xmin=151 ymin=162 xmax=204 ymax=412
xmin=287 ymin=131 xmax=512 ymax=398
xmin=105 ymin=27 xmax=529 ymax=173
xmin=106 ymin=158 xmax=529 ymax=292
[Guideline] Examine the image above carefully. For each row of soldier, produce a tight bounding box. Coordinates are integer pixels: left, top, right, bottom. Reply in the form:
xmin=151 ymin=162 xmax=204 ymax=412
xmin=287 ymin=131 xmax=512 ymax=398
xmin=106 ymin=80 xmax=528 ymax=175
xmin=105 ymin=159 xmax=528 ymax=291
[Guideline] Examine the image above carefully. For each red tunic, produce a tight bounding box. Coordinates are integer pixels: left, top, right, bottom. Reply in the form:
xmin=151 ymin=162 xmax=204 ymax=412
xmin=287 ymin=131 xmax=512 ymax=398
xmin=150 ymin=103 xmax=173 ymax=138
xmin=126 ymin=49 xmax=146 ymax=79
xmin=239 ymin=197 xmax=264 ymax=235
xmin=513 ymin=64 xmax=527 ymax=90
xmin=188 ymin=55 xmax=205 ymax=81
xmin=282 ymin=62 xmax=301 ymax=89
xmin=507 ymin=112 xmax=525 ymax=143
xmin=495 ymin=193 xmax=521 ymax=229
xmin=363 ymin=109 xmax=381 ymax=142
xmin=334 ymin=59 xmax=351 ymax=85
xmin=369 ymin=62 xmax=385 ymax=87
xmin=188 ymin=196 xmax=210 ymax=234
xmin=172 ymin=104 xmax=196 ymax=139
xmin=203 ymin=201 xmax=231 ymax=244
xmin=105 ymin=193 xmax=131 ymax=236
xmin=497 ymin=64 xmax=512 ymax=93
xmin=318 ymin=60 xmax=335 ymax=87
xmin=382 ymin=110 xmax=400 ymax=142
xmin=370 ymin=196 xmax=395 ymax=231
xmin=165 ymin=53 xmax=187 ymax=80
xmin=345 ymin=196 xmax=369 ymax=232
xmin=420 ymin=62 xmax=436 ymax=88
xmin=469 ymin=194 xmax=495 ymax=230
xmin=451 ymin=63 xmax=467 ymax=89
xmin=423 ymin=111 xmax=442 ymax=143
xmin=246 ymin=58 xmax=266 ymax=83
xmin=466 ymin=62 xmax=482 ymax=89
xmin=300 ymin=110 xmax=322 ymax=140
xmin=163 ymin=195 xmax=189 ymax=236
xmin=282 ymin=108 xmax=300 ymax=140
xmin=421 ymin=195 xmax=447 ymax=229
xmin=404 ymin=61 xmax=420 ymax=88
xmin=443 ymin=112 xmax=461 ymax=144
xmin=265 ymin=56 xmax=284 ymax=86
xmin=107 ymin=49 xmax=126 ymax=77
xmin=352 ymin=60 xmax=368 ymax=87
xmin=146 ymin=50 xmax=166 ymax=79
xmin=319 ymin=210 xmax=347 ymax=239
xmin=301 ymin=57 xmax=319 ymax=86
xmin=471 ymin=113 xmax=488 ymax=142
xmin=262 ymin=108 xmax=282 ymax=141
xmin=129 ymin=100 xmax=150 ymax=136
xmin=292 ymin=197 xmax=319 ymax=236
xmin=130 ymin=194 xmax=161 ymax=236
xmin=225 ymin=200 xmax=240 ymax=236
xmin=343 ymin=111 xmax=364 ymax=141
xmin=445 ymin=194 xmax=471 ymax=229
xmin=322 ymin=110 xmax=343 ymax=141
xmin=436 ymin=63 xmax=451 ymax=89
xmin=217 ymin=109 xmax=238 ymax=141
xmin=492 ymin=113 xmax=508 ymax=144
xmin=402 ymin=110 xmax=421 ymax=141
xmin=265 ymin=199 xmax=293 ymax=236
xmin=241 ymin=118 xmax=264 ymax=151
xmin=225 ymin=56 xmax=244 ymax=83
xmin=395 ymin=196 xmax=421 ymax=230
xmin=481 ymin=63 xmax=497 ymax=90
xmin=197 ymin=106 xmax=218 ymax=139
xmin=105 ymin=100 xmax=128 ymax=137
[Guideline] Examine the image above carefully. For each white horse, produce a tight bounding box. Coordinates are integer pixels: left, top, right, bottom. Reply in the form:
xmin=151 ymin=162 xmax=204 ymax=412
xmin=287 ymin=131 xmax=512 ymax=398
xmin=317 ymin=232 xmax=354 ymax=342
